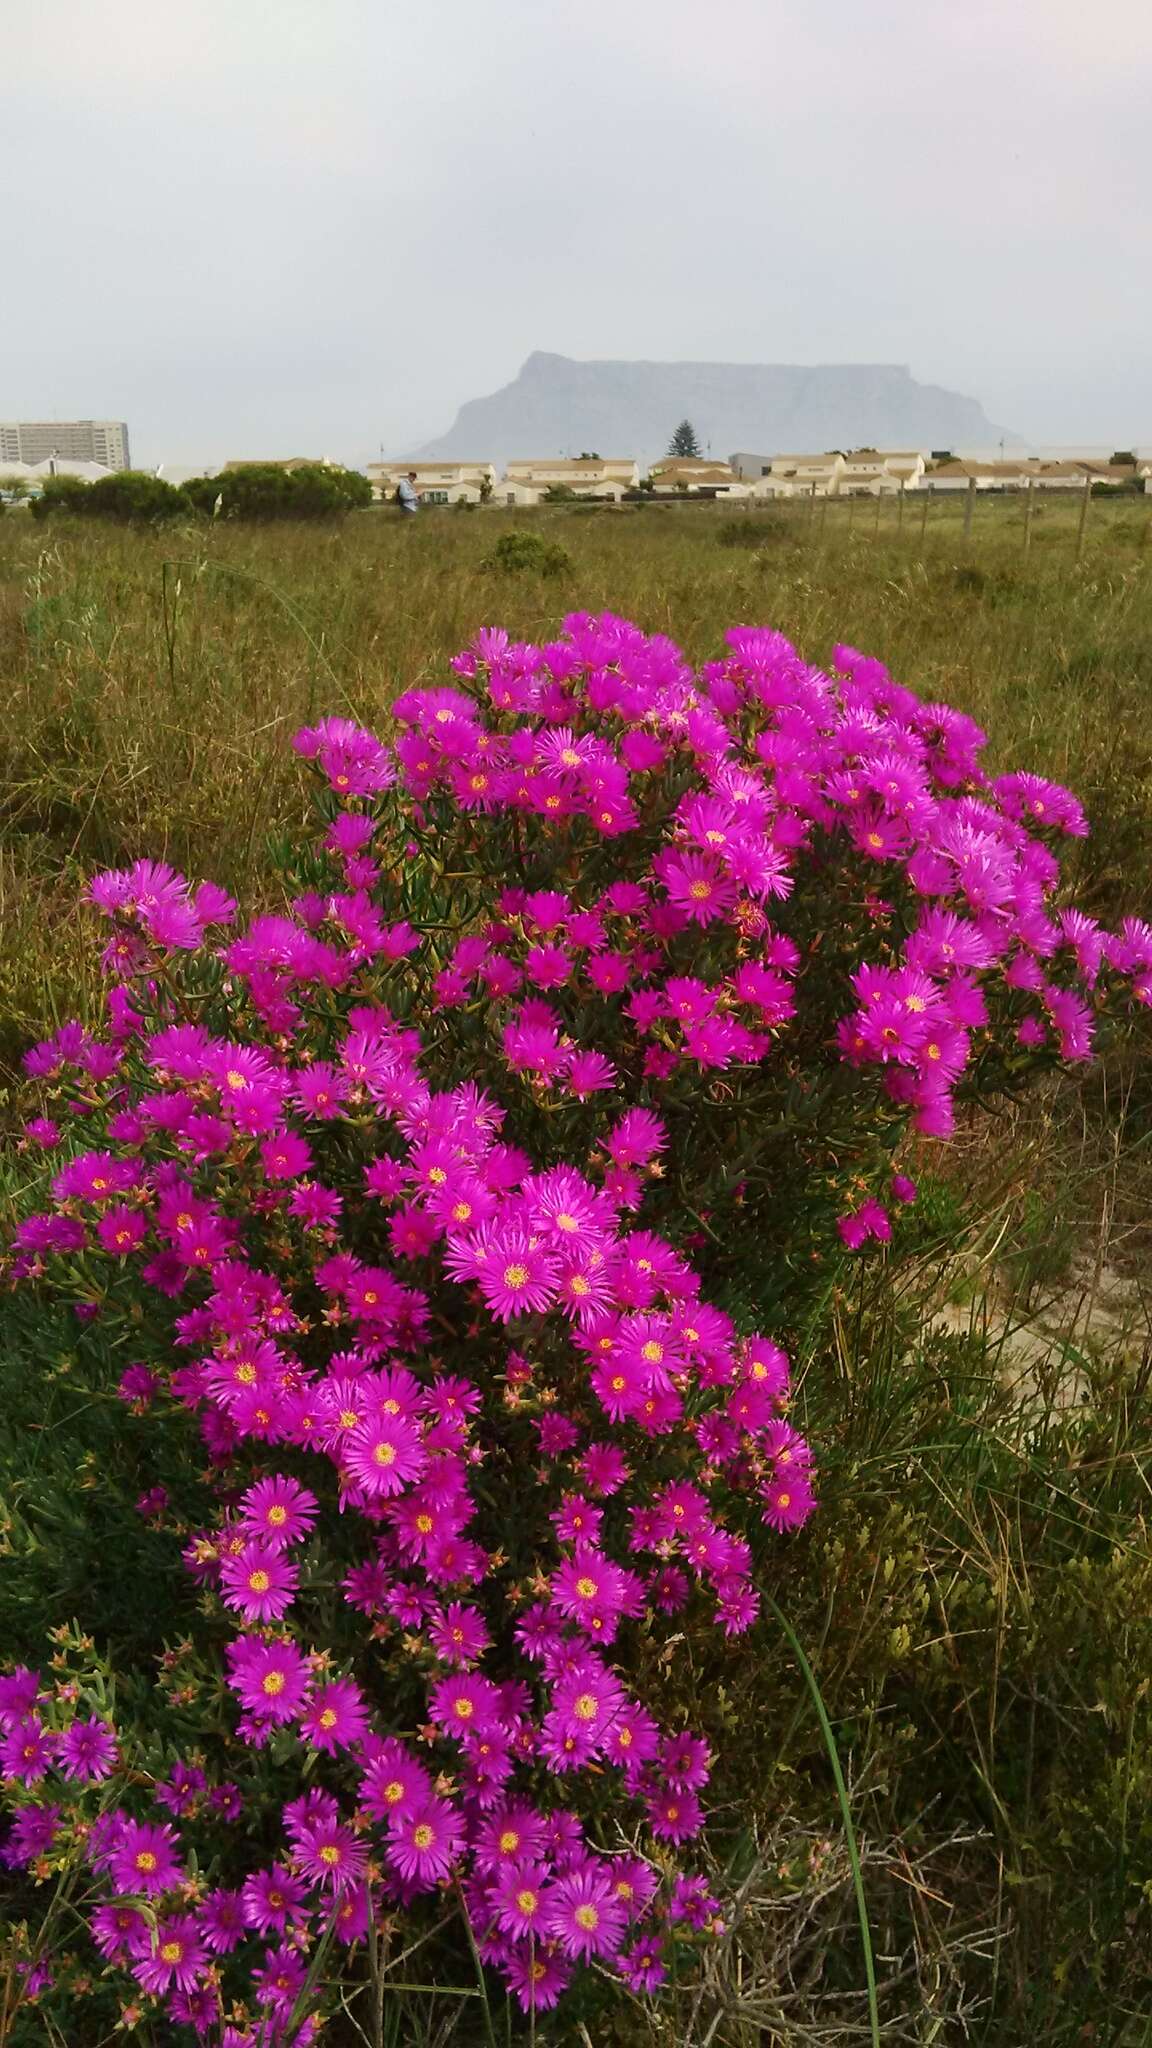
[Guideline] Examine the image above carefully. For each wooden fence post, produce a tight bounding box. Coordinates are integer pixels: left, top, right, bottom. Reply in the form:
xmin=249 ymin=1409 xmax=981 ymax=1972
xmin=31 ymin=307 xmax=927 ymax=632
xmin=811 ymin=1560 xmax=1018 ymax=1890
xmin=1076 ymin=474 xmax=1092 ymax=560
xmin=963 ymin=474 xmax=976 ymax=539
xmin=920 ymin=490 xmax=930 ymax=545
xmin=872 ymin=492 xmax=883 ymax=539
xmin=897 ymin=487 xmax=906 ymax=534
xmin=848 ymin=493 xmax=857 ymax=534
xmin=820 ymin=491 xmax=829 ymax=538
xmin=1023 ymin=477 xmax=1035 ymax=557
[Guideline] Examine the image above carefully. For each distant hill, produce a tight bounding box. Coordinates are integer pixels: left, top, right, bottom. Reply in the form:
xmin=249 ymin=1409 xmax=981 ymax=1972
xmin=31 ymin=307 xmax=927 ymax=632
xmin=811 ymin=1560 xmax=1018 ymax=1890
xmin=412 ymin=352 xmax=1015 ymax=469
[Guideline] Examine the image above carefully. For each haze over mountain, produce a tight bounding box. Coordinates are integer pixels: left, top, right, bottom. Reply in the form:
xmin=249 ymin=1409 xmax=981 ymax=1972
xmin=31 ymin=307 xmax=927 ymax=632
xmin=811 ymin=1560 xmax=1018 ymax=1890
xmin=413 ymin=353 xmax=1015 ymax=469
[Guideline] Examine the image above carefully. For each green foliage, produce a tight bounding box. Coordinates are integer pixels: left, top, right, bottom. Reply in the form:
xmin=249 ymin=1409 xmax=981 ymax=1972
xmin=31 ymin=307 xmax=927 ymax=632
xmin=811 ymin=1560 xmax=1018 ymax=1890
xmin=31 ymin=471 xmax=191 ymax=523
xmin=1 ymin=504 xmax=1152 ymax=2036
xmin=668 ymin=418 xmax=702 ymax=458
xmin=481 ymin=528 xmax=572 ymax=576
xmin=28 ymin=474 xmax=93 ymax=520
xmin=193 ymin=462 xmax=372 ymax=521
xmin=717 ymin=516 xmax=780 ymax=547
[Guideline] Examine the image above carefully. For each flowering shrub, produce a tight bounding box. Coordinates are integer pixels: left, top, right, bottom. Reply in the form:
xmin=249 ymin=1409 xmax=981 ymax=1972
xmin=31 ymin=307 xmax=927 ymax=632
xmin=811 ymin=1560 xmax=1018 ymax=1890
xmin=3 ymin=612 xmax=1149 ymax=2042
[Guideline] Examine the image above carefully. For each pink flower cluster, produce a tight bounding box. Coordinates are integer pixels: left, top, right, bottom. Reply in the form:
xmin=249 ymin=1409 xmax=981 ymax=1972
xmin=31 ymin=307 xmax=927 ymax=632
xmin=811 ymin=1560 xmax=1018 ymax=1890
xmin=5 ymin=612 xmax=1146 ymax=2039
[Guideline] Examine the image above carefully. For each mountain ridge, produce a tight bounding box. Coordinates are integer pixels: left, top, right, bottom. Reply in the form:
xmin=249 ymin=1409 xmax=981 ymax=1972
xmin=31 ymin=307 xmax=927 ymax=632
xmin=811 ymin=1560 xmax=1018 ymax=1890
xmin=412 ymin=352 xmax=1015 ymax=467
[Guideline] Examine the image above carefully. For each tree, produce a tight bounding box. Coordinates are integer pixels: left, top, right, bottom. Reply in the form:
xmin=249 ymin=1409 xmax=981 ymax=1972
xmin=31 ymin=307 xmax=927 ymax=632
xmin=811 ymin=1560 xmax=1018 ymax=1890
xmin=31 ymin=471 xmax=190 ymax=522
xmin=1110 ymin=451 xmax=1136 ymax=467
xmin=85 ymin=471 xmax=190 ymax=522
xmin=30 ymin=476 xmax=94 ymax=521
xmin=188 ymin=463 xmax=372 ymax=522
xmin=668 ymin=419 xmax=701 ymax=458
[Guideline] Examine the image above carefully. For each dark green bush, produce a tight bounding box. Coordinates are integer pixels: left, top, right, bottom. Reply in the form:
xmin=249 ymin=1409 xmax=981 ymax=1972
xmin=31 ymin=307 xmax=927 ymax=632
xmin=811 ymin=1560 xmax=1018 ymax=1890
xmin=481 ymin=528 xmax=573 ymax=575
xmin=192 ymin=462 xmax=372 ymax=521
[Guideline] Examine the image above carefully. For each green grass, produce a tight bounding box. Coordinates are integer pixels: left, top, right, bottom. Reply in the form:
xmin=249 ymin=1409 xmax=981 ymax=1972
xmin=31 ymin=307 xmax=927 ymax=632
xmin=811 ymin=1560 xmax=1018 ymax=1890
xmin=2 ymin=498 xmax=1152 ymax=2041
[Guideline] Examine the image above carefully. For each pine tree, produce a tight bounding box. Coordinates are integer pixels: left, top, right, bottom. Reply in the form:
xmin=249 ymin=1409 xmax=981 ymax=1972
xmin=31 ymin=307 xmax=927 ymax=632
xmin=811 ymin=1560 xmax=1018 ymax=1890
xmin=668 ymin=420 xmax=702 ymax=458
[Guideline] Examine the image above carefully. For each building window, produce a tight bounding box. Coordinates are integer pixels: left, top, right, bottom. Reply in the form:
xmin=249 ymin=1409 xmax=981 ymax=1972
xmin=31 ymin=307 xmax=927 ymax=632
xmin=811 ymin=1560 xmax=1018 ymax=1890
xmin=425 ymin=491 xmax=448 ymax=505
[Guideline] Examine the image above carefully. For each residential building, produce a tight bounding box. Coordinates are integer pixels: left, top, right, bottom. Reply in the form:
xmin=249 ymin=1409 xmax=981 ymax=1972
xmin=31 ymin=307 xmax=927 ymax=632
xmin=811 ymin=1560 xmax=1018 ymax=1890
xmin=648 ymin=458 xmax=740 ymax=494
xmin=365 ymin=461 xmax=496 ymax=505
xmin=0 ymin=419 xmax=130 ymax=470
xmin=922 ymin=458 xmax=1137 ymax=492
xmin=743 ymin=453 xmax=847 ymax=498
xmin=501 ymin=458 xmax=639 ymax=505
xmin=838 ymin=453 xmax=905 ymax=496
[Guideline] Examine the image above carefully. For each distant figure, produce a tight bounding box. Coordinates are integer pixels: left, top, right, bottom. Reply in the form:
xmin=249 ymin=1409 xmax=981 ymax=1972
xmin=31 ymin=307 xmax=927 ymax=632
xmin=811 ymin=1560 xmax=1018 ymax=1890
xmin=396 ymin=470 xmax=419 ymax=515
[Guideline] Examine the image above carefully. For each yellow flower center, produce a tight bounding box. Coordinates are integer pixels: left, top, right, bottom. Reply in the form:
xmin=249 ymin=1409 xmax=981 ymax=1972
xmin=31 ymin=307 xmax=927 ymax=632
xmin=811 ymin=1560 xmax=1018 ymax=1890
xmin=373 ymin=1441 xmax=397 ymax=1467
xmin=262 ymin=1670 xmax=286 ymax=1696
xmin=573 ymin=1693 xmax=598 ymax=1721
xmin=517 ymin=1887 xmax=540 ymax=1915
xmin=574 ymin=1904 xmax=599 ymax=1931
xmin=575 ymin=1576 xmax=597 ymax=1599
xmin=248 ymin=1569 xmax=270 ymax=1593
xmin=412 ymin=1823 xmax=435 ymax=1849
xmin=503 ymin=1262 xmax=529 ymax=1288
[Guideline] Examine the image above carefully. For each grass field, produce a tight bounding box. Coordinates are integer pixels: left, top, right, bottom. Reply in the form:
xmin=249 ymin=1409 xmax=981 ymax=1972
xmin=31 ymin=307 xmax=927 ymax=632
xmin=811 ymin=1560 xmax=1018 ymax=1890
xmin=2 ymin=498 xmax=1152 ymax=2042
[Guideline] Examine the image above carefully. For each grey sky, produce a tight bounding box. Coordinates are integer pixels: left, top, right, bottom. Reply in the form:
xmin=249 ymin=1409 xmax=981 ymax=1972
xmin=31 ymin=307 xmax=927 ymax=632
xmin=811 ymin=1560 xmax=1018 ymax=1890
xmin=5 ymin=0 xmax=1148 ymax=466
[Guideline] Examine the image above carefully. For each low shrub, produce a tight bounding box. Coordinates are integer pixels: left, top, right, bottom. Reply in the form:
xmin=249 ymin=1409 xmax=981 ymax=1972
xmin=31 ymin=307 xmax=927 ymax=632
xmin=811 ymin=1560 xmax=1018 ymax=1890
xmin=2 ymin=612 xmax=1148 ymax=2041
xmin=482 ymin=530 xmax=573 ymax=576
xmin=717 ymin=518 xmax=780 ymax=548
xmin=183 ymin=465 xmax=372 ymax=522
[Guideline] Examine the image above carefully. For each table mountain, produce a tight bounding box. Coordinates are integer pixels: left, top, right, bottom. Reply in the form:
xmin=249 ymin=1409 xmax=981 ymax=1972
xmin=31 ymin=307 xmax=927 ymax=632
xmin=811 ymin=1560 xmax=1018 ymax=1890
xmin=413 ymin=352 xmax=1012 ymax=468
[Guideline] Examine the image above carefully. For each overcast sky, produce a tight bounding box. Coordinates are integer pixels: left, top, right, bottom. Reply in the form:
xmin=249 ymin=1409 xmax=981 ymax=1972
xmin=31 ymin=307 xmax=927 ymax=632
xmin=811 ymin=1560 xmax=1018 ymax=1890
xmin=4 ymin=0 xmax=1148 ymax=466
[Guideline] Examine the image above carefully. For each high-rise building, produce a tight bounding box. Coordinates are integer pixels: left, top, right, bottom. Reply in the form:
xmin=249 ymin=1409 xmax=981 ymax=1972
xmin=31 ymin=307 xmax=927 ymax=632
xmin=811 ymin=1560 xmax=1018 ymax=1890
xmin=0 ymin=420 xmax=130 ymax=470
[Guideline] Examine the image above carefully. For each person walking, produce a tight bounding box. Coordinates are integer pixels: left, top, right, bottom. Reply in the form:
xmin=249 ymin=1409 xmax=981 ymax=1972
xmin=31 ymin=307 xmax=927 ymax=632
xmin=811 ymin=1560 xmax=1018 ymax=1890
xmin=396 ymin=470 xmax=420 ymax=516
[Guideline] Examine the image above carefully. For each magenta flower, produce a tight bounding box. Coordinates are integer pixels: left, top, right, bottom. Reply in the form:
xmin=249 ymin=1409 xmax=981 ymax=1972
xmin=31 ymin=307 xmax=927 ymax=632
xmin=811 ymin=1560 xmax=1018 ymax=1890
xmin=225 ymin=1636 xmax=312 ymax=1725
xmin=298 ymin=1678 xmax=369 ymax=1754
xmin=292 ymin=1813 xmax=368 ymax=1891
xmin=220 ymin=1540 xmax=299 ymax=1622
xmin=238 ymin=1474 xmax=318 ymax=1550
xmin=242 ymin=1861 xmax=308 ymax=1933
xmin=385 ymin=1793 xmax=464 ymax=1886
xmin=132 ymin=1913 xmax=207 ymax=1996
xmin=343 ymin=1414 xmax=427 ymax=1497
xmin=198 ymin=1887 xmax=247 ymax=1953
xmin=476 ymin=1233 xmax=559 ymax=1322
xmin=56 ymin=1716 xmax=119 ymax=1783
xmin=543 ymin=1863 xmax=628 ymax=1959
xmin=109 ymin=1818 xmax=184 ymax=1896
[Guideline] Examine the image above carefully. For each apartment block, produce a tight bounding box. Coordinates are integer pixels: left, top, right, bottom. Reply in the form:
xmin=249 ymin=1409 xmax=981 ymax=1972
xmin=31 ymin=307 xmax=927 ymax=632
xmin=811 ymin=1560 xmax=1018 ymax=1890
xmin=0 ymin=420 xmax=130 ymax=470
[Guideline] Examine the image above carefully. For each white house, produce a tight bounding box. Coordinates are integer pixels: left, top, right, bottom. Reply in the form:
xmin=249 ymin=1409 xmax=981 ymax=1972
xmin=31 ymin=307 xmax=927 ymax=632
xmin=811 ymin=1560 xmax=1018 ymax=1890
xmin=366 ymin=461 xmax=496 ymax=505
xmin=500 ymin=458 xmax=639 ymax=505
xmin=923 ymin=459 xmax=1033 ymax=492
xmin=648 ymin=458 xmax=739 ymax=495
xmin=754 ymin=454 xmax=847 ymax=498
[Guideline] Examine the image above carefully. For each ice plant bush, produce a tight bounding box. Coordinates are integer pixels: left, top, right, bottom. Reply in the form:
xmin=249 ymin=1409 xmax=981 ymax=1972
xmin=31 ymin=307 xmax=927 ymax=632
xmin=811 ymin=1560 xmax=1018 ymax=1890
xmin=3 ymin=613 xmax=1149 ymax=2041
